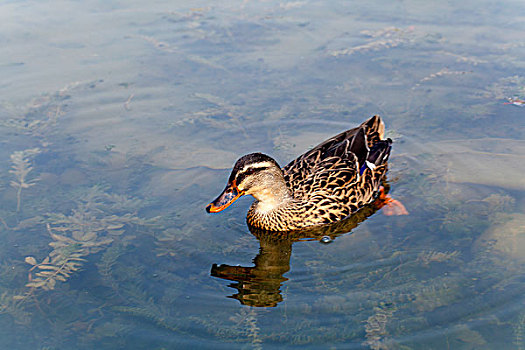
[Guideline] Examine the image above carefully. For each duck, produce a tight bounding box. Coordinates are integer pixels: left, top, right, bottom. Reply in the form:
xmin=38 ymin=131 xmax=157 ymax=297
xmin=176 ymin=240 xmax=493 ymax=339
xmin=206 ymin=115 xmax=406 ymax=231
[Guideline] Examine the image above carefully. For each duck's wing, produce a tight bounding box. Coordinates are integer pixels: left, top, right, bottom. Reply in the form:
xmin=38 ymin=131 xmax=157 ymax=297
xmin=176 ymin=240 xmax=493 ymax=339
xmin=282 ymin=116 xmax=388 ymax=192
xmin=282 ymin=128 xmax=367 ymax=199
xmin=306 ymin=115 xmax=384 ymax=156
xmin=285 ymin=153 xmax=358 ymax=200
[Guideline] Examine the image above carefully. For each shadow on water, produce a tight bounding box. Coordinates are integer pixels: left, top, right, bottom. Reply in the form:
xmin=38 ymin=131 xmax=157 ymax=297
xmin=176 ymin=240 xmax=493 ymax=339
xmin=211 ymin=183 xmax=391 ymax=307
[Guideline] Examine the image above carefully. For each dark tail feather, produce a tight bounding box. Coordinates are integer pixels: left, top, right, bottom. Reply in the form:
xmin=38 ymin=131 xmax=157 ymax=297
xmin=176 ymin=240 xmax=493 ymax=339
xmin=349 ymin=127 xmax=368 ymax=168
xmin=361 ymin=115 xmax=384 ymax=146
xmin=368 ymin=138 xmax=392 ymax=165
xmin=359 ymin=138 xmax=392 ymax=175
xmin=361 ymin=115 xmax=382 ymax=131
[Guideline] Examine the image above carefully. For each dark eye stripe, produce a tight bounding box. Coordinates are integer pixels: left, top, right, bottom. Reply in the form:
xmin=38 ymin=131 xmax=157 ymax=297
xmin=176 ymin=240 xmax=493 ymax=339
xmin=242 ymin=166 xmax=269 ymax=174
xmin=236 ymin=166 xmax=269 ymax=184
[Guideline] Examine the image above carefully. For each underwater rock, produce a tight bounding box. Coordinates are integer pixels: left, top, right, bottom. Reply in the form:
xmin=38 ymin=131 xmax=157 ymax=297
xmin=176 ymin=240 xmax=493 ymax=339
xmin=60 ymin=168 xmax=88 ymax=185
xmin=410 ymin=138 xmax=525 ymax=191
xmin=474 ymin=213 xmax=525 ymax=264
xmin=146 ymin=166 xmax=220 ymax=198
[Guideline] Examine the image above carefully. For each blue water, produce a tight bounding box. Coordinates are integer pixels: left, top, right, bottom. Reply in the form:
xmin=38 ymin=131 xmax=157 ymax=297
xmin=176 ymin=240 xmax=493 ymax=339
xmin=0 ymin=0 xmax=524 ymax=349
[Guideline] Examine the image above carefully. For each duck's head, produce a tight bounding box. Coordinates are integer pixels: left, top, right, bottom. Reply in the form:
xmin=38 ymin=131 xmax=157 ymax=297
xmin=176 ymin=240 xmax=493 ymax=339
xmin=206 ymin=153 xmax=290 ymax=213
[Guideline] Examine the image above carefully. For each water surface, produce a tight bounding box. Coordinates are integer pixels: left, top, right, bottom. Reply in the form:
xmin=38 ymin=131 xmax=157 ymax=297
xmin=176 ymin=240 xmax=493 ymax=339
xmin=0 ymin=0 xmax=524 ymax=349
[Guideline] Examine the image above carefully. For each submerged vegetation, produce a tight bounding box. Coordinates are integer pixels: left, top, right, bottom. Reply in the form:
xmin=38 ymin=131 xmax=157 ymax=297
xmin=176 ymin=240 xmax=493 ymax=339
xmin=0 ymin=84 xmax=163 ymax=346
xmin=9 ymin=148 xmax=41 ymax=212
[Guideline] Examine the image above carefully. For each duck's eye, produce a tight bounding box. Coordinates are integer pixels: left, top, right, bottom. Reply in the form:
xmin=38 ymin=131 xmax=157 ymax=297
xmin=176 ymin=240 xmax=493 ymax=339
xmin=245 ymin=168 xmax=255 ymax=175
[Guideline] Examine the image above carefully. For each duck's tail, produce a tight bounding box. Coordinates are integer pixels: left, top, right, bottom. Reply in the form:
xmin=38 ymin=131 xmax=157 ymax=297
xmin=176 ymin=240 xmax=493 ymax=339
xmin=361 ymin=115 xmax=386 ymax=147
xmin=358 ymin=138 xmax=392 ymax=175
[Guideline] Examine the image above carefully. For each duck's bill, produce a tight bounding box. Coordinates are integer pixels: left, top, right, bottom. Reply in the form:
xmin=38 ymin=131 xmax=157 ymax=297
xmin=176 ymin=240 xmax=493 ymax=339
xmin=206 ymin=182 xmax=244 ymax=213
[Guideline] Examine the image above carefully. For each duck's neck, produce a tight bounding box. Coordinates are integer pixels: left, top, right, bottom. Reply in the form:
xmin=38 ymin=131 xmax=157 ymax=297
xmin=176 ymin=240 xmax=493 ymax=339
xmin=251 ymin=179 xmax=293 ymax=214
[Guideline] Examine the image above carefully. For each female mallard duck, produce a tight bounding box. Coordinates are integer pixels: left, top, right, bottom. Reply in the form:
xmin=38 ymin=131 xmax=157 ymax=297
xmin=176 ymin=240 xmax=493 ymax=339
xmin=206 ymin=115 xmax=404 ymax=231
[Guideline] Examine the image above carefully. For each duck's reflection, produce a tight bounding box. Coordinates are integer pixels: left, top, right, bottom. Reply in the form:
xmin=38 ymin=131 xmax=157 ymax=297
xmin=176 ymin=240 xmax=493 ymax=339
xmin=211 ymin=233 xmax=292 ymax=307
xmin=211 ymin=193 xmax=389 ymax=307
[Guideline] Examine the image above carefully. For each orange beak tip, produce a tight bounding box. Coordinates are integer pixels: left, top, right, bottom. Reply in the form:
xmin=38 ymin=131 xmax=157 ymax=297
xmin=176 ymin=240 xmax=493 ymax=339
xmin=206 ymin=203 xmax=225 ymax=213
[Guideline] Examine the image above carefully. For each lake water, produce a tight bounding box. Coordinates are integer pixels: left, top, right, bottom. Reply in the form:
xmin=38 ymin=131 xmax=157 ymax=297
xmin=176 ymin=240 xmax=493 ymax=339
xmin=0 ymin=0 xmax=524 ymax=349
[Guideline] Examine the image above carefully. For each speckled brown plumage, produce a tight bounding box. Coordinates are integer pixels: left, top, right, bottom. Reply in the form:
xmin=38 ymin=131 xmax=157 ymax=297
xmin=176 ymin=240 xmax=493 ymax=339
xmin=207 ymin=115 xmax=392 ymax=231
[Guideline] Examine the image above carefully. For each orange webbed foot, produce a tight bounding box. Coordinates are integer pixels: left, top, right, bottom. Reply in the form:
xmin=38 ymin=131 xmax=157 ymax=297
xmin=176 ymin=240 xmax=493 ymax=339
xmin=382 ymin=196 xmax=409 ymax=216
xmin=375 ymin=186 xmax=409 ymax=216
